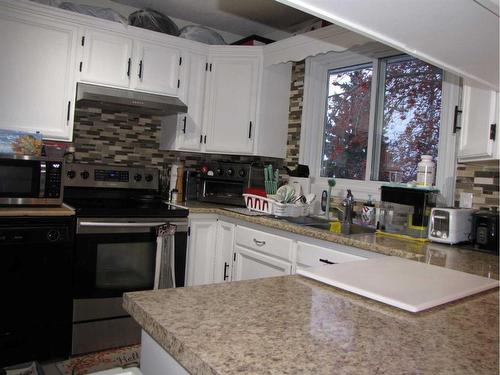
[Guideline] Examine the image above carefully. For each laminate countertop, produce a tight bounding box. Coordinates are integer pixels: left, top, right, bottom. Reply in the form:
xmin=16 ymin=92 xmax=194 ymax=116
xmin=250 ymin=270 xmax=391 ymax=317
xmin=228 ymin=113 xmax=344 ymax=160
xmin=124 ymin=275 xmax=499 ymax=375
xmin=182 ymin=201 xmax=499 ymax=280
xmin=0 ymin=204 xmax=74 ymax=217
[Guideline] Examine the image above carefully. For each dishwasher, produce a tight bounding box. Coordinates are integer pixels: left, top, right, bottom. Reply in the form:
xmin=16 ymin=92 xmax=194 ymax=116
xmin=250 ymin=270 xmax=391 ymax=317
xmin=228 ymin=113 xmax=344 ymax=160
xmin=0 ymin=215 xmax=74 ymax=368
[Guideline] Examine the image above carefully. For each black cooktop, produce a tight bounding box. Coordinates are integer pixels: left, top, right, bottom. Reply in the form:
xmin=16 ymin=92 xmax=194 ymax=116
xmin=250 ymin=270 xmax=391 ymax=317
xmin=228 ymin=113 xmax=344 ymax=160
xmin=64 ymin=197 xmax=189 ymax=218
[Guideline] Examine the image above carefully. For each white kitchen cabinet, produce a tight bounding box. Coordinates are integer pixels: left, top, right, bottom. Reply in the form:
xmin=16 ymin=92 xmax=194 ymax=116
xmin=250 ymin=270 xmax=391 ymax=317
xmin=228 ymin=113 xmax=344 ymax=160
xmin=232 ymin=246 xmax=292 ymax=281
xmin=458 ymin=81 xmax=499 ymax=162
xmin=80 ymin=29 xmax=132 ymax=88
xmin=232 ymin=225 xmax=293 ymax=281
xmin=203 ymin=49 xmax=261 ymax=154
xmin=185 ymin=215 xmax=218 ymax=287
xmin=213 ymin=220 xmax=235 ymax=283
xmin=133 ymin=40 xmax=182 ymax=96
xmin=80 ymin=29 xmax=182 ymax=96
xmin=295 ymin=241 xmax=365 ymax=271
xmin=0 ymin=5 xmax=78 ymax=141
xmin=160 ymin=50 xmax=208 ymax=152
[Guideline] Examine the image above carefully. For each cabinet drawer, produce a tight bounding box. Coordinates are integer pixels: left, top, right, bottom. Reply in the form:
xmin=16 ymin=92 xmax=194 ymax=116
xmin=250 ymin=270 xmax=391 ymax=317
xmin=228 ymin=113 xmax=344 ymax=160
xmin=296 ymin=241 xmax=365 ymax=269
xmin=235 ymin=226 xmax=293 ymax=261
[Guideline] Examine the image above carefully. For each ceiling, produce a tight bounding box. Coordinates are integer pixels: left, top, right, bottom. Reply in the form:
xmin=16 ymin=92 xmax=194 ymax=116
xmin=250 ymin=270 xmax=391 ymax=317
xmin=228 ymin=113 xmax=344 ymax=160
xmin=111 ymin=0 xmax=317 ymax=37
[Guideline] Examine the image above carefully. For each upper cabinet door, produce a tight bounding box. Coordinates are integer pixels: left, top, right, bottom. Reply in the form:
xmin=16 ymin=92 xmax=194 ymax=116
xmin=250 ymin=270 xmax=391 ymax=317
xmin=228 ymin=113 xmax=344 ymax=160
xmin=204 ymin=53 xmax=260 ymax=154
xmin=80 ymin=29 xmax=133 ymax=88
xmin=133 ymin=40 xmax=181 ymax=96
xmin=458 ymin=82 xmax=499 ymax=161
xmin=176 ymin=51 xmax=207 ymax=151
xmin=0 ymin=9 xmax=78 ymax=141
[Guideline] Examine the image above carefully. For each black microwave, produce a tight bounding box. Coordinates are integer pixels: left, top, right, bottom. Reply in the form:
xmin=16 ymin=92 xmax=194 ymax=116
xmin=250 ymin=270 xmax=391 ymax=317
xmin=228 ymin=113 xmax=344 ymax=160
xmin=0 ymin=155 xmax=64 ymax=206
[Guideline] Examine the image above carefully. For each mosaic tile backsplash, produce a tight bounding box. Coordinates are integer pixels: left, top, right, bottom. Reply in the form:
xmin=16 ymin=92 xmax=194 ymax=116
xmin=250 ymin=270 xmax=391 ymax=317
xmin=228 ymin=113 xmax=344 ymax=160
xmin=455 ymin=162 xmax=499 ymax=209
xmin=284 ymin=61 xmax=305 ymax=169
xmin=68 ymin=62 xmax=498 ymax=211
xmin=71 ymin=107 xmax=282 ymax=171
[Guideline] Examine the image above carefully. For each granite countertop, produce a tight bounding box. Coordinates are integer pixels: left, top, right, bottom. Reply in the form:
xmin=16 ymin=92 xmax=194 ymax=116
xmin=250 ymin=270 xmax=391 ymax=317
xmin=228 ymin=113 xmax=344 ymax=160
xmin=0 ymin=203 xmax=75 ymax=216
xmin=181 ymin=201 xmax=499 ymax=279
xmin=124 ymin=275 xmax=499 ymax=375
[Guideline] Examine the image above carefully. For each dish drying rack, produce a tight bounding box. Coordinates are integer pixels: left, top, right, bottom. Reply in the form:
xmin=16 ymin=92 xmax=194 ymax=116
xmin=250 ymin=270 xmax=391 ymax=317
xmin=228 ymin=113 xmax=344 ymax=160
xmin=242 ymin=194 xmax=310 ymax=217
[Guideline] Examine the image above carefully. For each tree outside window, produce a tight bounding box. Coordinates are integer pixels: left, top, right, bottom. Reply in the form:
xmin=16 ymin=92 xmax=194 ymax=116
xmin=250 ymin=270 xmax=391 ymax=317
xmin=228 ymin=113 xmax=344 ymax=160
xmin=320 ymin=55 xmax=442 ymax=183
xmin=377 ymin=56 xmax=443 ymax=182
xmin=321 ymin=64 xmax=372 ymax=180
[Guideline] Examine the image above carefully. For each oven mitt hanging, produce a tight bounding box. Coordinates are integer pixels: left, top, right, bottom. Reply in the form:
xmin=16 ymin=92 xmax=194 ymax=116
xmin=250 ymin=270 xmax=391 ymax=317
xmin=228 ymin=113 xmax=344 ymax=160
xmin=155 ymin=223 xmax=177 ymax=289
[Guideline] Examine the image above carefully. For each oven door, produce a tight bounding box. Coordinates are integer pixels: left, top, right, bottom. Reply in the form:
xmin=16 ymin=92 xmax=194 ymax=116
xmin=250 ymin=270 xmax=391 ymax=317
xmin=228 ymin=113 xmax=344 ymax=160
xmin=73 ymin=218 xmax=187 ymax=299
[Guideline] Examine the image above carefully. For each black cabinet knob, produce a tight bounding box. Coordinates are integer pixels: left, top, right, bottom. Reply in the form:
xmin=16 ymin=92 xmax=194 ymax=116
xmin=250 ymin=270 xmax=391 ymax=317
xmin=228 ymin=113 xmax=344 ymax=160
xmin=134 ymin=174 xmax=142 ymax=182
xmin=47 ymin=230 xmax=61 ymax=242
xmin=67 ymin=170 xmax=76 ymax=179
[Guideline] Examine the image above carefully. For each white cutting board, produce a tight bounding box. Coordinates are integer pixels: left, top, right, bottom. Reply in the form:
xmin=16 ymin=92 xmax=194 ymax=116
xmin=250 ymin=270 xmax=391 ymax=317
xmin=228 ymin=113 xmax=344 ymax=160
xmin=297 ymin=257 xmax=499 ymax=312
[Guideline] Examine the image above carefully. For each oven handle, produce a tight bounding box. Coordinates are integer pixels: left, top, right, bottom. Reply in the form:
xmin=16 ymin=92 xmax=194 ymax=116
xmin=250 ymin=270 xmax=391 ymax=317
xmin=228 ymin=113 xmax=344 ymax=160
xmin=79 ymin=221 xmax=168 ymax=228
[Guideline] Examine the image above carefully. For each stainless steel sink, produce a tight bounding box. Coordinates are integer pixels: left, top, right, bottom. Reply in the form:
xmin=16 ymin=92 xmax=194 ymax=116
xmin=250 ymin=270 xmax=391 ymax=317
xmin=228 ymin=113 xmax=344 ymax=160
xmin=283 ymin=216 xmax=375 ymax=234
xmin=344 ymin=223 xmax=376 ymax=235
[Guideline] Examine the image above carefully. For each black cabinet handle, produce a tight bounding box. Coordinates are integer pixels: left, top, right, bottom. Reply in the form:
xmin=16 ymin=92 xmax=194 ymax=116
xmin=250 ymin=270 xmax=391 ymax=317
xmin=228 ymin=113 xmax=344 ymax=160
xmin=182 ymin=116 xmax=187 ymax=133
xmin=204 ymin=135 xmax=207 ymax=144
xmin=138 ymin=60 xmax=143 ymax=79
xmin=490 ymin=124 xmax=496 ymax=141
xmin=127 ymin=58 xmax=131 ymax=77
xmin=200 ymin=135 xmax=203 ymax=143
xmin=248 ymin=121 xmax=252 ymax=139
xmin=67 ymin=101 xmax=71 ymax=122
xmin=319 ymin=258 xmax=336 ymax=265
xmin=223 ymin=262 xmax=229 ymax=280
xmin=453 ymin=105 xmax=462 ymax=133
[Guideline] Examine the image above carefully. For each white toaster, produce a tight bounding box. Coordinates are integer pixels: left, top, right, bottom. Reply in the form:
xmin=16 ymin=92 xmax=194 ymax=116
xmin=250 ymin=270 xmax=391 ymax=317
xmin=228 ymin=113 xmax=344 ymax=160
xmin=428 ymin=208 xmax=476 ymax=244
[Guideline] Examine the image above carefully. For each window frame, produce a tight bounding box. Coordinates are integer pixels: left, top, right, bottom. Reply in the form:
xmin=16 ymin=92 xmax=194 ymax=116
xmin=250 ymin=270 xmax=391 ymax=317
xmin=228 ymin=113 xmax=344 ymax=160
xmin=300 ymin=46 xmax=459 ymax=205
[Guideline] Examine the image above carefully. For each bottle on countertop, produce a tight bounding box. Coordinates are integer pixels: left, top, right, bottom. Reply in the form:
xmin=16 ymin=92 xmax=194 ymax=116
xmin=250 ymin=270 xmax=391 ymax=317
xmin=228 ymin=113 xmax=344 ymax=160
xmin=416 ymin=155 xmax=435 ymax=187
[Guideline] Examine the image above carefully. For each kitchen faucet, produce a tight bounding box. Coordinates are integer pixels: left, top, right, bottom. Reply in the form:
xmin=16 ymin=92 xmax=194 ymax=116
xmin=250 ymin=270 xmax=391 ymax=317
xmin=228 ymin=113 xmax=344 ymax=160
xmin=341 ymin=190 xmax=355 ymax=234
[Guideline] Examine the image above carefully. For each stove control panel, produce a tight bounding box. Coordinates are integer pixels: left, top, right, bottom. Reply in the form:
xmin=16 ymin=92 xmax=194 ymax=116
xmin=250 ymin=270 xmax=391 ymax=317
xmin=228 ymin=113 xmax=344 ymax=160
xmin=64 ymin=163 xmax=158 ymax=190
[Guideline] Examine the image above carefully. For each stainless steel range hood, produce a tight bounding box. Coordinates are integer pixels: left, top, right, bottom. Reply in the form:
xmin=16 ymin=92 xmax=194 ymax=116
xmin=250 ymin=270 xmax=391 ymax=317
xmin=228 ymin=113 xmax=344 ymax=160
xmin=75 ymin=83 xmax=187 ymax=116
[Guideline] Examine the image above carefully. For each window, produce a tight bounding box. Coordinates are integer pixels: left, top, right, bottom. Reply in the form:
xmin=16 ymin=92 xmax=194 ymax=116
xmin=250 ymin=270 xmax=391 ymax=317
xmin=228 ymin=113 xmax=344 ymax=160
xmin=374 ymin=56 xmax=443 ymax=183
xmin=321 ymin=64 xmax=373 ymax=180
xmin=301 ymin=48 xmax=459 ymax=204
xmin=321 ymin=55 xmax=443 ymax=183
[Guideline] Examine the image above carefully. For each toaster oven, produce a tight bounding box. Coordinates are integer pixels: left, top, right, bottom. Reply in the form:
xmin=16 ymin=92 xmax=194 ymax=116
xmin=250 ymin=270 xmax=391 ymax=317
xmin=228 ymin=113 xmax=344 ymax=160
xmin=428 ymin=208 xmax=475 ymax=244
xmin=196 ymin=162 xmax=265 ymax=206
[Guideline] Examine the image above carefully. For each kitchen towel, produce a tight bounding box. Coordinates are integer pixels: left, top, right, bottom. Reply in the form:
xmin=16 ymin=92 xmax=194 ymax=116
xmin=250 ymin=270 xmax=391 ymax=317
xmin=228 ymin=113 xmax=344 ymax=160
xmin=155 ymin=224 xmax=177 ymax=289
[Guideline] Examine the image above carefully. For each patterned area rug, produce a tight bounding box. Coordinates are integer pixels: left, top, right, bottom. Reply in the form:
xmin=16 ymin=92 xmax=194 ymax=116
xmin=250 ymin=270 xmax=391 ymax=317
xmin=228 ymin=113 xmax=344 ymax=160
xmin=55 ymin=345 xmax=140 ymax=375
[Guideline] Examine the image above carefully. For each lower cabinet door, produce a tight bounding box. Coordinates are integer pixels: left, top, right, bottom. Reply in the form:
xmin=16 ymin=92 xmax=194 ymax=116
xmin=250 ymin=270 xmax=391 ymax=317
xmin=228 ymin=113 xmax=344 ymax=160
xmin=232 ymin=245 xmax=292 ymax=281
xmin=213 ymin=220 xmax=235 ymax=283
xmin=185 ymin=216 xmax=217 ymax=286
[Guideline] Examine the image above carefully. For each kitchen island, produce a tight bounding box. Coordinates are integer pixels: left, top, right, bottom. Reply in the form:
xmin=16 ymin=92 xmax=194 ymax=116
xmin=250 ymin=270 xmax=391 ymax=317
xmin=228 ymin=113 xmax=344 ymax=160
xmin=124 ymin=275 xmax=499 ymax=375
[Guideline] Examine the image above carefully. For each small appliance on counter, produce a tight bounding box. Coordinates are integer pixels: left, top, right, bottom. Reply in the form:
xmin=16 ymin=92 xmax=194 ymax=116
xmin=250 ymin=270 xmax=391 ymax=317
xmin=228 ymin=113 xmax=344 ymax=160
xmin=473 ymin=207 xmax=499 ymax=253
xmin=428 ymin=207 xmax=475 ymax=244
xmin=0 ymin=154 xmax=64 ymax=206
xmin=378 ymin=185 xmax=438 ymax=241
xmin=196 ymin=161 xmax=265 ymax=206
